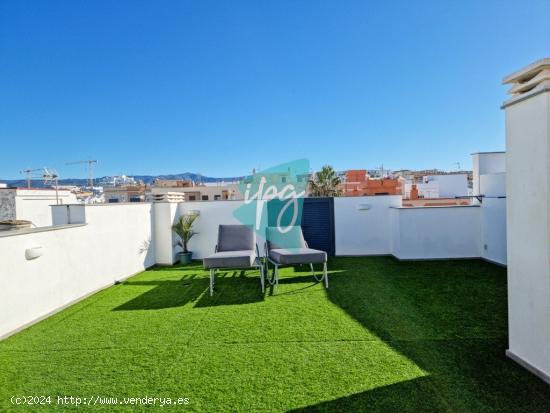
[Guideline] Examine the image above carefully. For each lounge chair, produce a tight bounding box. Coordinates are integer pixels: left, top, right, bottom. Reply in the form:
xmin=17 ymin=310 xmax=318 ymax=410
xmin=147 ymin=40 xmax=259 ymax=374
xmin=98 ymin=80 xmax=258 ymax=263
xmin=203 ymin=225 xmax=264 ymax=296
xmin=265 ymin=226 xmax=328 ymax=288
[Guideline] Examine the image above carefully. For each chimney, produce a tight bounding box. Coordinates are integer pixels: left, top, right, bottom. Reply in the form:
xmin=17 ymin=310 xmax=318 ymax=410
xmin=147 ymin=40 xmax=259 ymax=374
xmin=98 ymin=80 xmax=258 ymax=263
xmin=502 ymin=58 xmax=550 ymax=384
xmin=410 ymin=184 xmax=419 ymax=200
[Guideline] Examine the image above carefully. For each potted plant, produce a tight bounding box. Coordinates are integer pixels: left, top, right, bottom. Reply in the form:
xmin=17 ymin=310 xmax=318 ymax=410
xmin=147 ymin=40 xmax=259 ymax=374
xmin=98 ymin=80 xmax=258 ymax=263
xmin=172 ymin=213 xmax=199 ymax=265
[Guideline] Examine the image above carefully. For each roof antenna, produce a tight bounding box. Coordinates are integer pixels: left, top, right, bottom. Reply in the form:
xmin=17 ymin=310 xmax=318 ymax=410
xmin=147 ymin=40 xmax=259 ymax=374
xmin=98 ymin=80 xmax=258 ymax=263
xmin=43 ymin=168 xmax=60 ymax=205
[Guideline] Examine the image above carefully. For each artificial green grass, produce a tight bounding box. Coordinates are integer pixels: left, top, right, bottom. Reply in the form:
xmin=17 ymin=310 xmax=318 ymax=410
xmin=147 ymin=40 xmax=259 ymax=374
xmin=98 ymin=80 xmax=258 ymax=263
xmin=1 ymin=257 xmax=549 ymax=412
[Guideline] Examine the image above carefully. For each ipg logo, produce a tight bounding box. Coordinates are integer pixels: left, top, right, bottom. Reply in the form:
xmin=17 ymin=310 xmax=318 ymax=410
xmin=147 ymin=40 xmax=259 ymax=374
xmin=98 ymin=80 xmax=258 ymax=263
xmin=233 ymin=159 xmax=309 ymax=241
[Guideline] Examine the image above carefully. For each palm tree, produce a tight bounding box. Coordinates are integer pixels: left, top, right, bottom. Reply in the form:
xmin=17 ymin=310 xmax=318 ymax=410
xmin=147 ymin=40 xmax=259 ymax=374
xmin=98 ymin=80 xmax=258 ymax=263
xmin=309 ymin=165 xmax=342 ymax=197
xmin=172 ymin=213 xmax=199 ymax=253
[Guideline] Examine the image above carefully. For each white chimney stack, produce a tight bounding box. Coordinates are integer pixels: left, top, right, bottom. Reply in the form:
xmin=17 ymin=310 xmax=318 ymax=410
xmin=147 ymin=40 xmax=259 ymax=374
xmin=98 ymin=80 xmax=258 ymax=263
xmin=502 ymin=58 xmax=550 ymax=384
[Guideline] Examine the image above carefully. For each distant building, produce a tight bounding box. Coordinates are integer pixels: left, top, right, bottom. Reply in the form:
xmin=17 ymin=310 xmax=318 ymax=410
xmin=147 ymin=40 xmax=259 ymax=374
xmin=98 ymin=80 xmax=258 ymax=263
xmin=424 ymin=174 xmax=469 ymax=198
xmin=402 ymin=180 xmax=439 ymax=199
xmin=0 ymin=187 xmax=78 ymax=227
xmin=150 ymin=179 xmax=242 ymax=201
xmin=153 ymin=179 xmax=193 ymax=188
xmin=339 ymin=169 xmax=402 ymax=196
xmin=402 ymin=173 xmax=470 ymax=207
xmin=103 ymin=184 xmax=147 ymax=203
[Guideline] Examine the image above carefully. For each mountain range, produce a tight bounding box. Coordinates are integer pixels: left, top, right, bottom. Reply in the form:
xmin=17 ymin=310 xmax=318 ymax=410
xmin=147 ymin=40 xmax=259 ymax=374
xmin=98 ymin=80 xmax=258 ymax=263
xmin=1 ymin=173 xmax=243 ymax=188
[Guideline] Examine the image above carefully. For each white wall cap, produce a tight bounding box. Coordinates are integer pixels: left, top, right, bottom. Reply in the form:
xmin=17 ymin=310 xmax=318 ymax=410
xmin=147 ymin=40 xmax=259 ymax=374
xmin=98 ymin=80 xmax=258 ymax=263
xmin=502 ymin=58 xmax=550 ymax=108
xmin=503 ymin=58 xmax=550 ymax=85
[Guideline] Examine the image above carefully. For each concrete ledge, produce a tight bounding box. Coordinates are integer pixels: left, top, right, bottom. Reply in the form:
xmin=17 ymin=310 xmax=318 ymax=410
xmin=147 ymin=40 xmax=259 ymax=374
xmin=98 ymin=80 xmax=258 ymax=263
xmin=391 ymin=255 xmax=480 ymax=262
xmin=335 ymin=254 xmax=507 ymax=267
xmin=391 ymin=205 xmax=480 ymax=210
xmin=0 ymin=223 xmax=87 ymax=238
xmin=506 ymin=350 xmax=550 ymax=385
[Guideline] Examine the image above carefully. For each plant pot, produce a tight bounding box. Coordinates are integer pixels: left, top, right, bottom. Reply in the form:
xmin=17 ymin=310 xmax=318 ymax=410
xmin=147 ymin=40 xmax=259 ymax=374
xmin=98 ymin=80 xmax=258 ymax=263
xmin=178 ymin=252 xmax=193 ymax=265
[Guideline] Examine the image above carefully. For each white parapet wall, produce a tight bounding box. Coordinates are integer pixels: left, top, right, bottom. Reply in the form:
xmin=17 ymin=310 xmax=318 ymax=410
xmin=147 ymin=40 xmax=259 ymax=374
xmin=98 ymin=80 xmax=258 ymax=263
xmin=0 ymin=203 xmax=155 ymax=339
xmin=334 ymin=196 xmax=401 ymax=255
xmin=163 ymin=196 xmax=506 ymax=265
xmin=0 ymin=188 xmax=78 ymax=227
xmin=153 ymin=200 xmax=255 ymax=263
xmin=390 ymin=205 xmax=481 ymax=260
xmin=333 ymin=196 xmax=504 ymax=263
xmin=179 ymin=200 xmax=250 ymax=259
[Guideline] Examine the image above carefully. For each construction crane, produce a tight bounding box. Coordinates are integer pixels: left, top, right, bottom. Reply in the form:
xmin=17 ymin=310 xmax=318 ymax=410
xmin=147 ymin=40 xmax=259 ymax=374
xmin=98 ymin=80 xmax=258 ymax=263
xmin=66 ymin=159 xmax=97 ymax=187
xmin=19 ymin=168 xmax=43 ymax=188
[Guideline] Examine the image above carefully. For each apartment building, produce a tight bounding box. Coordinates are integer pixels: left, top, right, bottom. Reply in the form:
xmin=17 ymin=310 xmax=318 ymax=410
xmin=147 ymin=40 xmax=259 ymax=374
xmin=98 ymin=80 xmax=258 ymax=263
xmin=339 ymin=169 xmax=402 ymax=196
xmin=150 ymin=179 xmax=242 ymax=201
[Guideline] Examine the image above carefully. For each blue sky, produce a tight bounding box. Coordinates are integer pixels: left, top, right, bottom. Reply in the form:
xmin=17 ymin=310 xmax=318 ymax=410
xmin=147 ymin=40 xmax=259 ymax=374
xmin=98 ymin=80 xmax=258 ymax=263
xmin=1 ymin=0 xmax=549 ymax=179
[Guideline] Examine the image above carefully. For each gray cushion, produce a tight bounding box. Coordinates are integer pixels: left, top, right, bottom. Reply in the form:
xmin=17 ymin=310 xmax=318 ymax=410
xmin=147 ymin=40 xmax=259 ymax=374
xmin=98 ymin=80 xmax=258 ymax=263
xmin=269 ymin=248 xmax=327 ymax=265
xmin=203 ymin=250 xmax=256 ymax=269
xmin=266 ymin=226 xmax=307 ymax=249
xmin=218 ymin=225 xmax=255 ymax=252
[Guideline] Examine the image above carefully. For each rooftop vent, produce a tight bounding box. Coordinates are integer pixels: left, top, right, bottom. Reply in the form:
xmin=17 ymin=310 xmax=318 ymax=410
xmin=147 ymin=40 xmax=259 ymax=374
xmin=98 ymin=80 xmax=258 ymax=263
xmin=502 ymin=58 xmax=550 ymax=105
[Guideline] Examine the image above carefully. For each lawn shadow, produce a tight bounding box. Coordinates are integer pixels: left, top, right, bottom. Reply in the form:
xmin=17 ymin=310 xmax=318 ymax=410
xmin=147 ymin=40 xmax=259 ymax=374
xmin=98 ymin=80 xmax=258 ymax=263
xmin=288 ymin=376 xmax=446 ymax=413
xmin=112 ymin=274 xmax=207 ymax=311
xmin=194 ymin=270 xmax=266 ymax=307
xmin=310 ymin=257 xmax=550 ymax=412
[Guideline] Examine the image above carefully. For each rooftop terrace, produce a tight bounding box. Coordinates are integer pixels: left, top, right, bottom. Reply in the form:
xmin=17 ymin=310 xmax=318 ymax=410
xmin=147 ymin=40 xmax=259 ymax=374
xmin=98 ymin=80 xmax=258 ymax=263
xmin=1 ymin=257 xmax=549 ymax=412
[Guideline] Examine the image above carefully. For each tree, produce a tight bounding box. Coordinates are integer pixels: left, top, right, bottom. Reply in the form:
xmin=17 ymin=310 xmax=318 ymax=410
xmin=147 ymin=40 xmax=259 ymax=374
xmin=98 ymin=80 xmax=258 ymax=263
xmin=309 ymin=165 xmax=342 ymax=197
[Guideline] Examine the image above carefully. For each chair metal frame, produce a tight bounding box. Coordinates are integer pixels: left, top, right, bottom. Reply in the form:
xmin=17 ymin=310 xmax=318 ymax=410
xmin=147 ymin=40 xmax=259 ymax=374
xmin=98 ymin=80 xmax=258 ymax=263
xmin=264 ymin=240 xmax=328 ymax=289
xmin=208 ymin=243 xmax=265 ymax=296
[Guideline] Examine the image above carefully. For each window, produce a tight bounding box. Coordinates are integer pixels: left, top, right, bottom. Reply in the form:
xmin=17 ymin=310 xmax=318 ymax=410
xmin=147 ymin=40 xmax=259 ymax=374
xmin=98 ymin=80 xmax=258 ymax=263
xmin=202 ymin=195 xmax=209 ymax=201
xmin=281 ymin=177 xmax=287 ymax=183
xmin=108 ymin=198 xmax=119 ymax=203
xmin=130 ymin=196 xmax=141 ymax=202
xmin=188 ymin=195 xmax=196 ymax=201
xmin=214 ymin=195 xmax=221 ymax=200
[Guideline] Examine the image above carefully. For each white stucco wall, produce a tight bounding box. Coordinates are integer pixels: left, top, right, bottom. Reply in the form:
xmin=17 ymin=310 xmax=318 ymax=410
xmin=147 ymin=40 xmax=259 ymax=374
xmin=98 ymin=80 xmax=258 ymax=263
xmin=334 ymin=196 xmax=401 ymax=255
xmin=476 ymin=173 xmax=507 ymax=266
xmin=15 ymin=189 xmax=78 ymax=227
xmin=154 ymin=202 xmax=179 ymax=265
xmin=0 ymin=203 xmax=155 ymax=339
xmin=179 ymin=201 xmax=248 ymax=259
xmin=472 ymin=152 xmax=506 ymax=196
xmin=480 ymin=173 xmax=506 ymax=197
xmin=472 ymin=152 xmax=506 ymax=206
xmin=391 ymin=206 xmax=481 ymax=260
xmin=480 ymin=198 xmax=507 ymax=265
xmin=505 ymin=88 xmax=550 ymax=382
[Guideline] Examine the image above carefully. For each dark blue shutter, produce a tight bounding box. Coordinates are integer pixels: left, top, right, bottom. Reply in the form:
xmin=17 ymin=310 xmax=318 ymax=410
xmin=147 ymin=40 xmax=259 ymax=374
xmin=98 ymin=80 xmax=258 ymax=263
xmin=302 ymin=198 xmax=335 ymax=256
